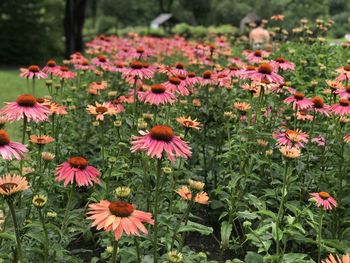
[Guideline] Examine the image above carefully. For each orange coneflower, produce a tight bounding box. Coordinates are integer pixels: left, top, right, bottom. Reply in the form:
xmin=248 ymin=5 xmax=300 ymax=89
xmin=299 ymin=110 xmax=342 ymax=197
xmin=0 ymin=174 xmax=29 ymax=196
xmin=176 ymin=116 xmax=201 ymax=130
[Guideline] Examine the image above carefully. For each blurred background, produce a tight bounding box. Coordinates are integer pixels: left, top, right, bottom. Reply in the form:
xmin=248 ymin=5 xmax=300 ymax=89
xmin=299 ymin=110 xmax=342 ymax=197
xmin=0 ymin=0 xmax=349 ymax=66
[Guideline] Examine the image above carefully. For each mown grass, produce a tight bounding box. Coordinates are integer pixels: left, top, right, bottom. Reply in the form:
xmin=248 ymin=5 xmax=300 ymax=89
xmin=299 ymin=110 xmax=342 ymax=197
xmin=0 ymin=68 xmax=47 ymax=140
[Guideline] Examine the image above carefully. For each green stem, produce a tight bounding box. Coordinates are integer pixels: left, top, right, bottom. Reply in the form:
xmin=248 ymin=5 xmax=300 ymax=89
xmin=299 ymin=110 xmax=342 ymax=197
xmin=7 ymin=199 xmax=24 ymax=263
xmin=111 ymin=240 xmax=118 ymax=263
xmin=134 ymin=237 xmax=141 ymax=263
xmin=179 ymin=196 xmax=195 ymax=251
xmin=38 ymin=209 xmax=49 ymax=263
xmin=317 ymin=210 xmax=324 ymax=263
xmin=61 ymin=184 xmax=74 ymax=231
xmin=153 ymin=158 xmax=162 ymax=262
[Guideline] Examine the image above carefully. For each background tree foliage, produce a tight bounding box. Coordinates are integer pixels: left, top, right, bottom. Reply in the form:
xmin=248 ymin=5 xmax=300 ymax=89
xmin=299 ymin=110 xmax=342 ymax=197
xmin=0 ymin=0 xmax=349 ymax=65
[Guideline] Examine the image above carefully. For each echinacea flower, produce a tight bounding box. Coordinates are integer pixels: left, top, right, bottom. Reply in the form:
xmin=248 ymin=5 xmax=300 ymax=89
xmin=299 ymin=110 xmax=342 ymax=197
xmin=274 ymin=129 xmax=309 ymax=148
xmin=284 ymin=91 xmax=313 ymax=110
xmin=91 ymin=54 xmax=111 ymax=67
xmin=0 ymin=130 xmax=28 ymax=160
xmin=86 ymin=102 xmax=117 ymax=121
xmin=29 ymin=135 xmax=55 ymax=146
xmin=55 ymin=156 xmax=101 ymax=187
xmin=309 ymin=192 xmax=337 ymax=210
xmin=312 ymin=96 xmax=330 ymax=116
xmin=344 ymin=133 xmax=350 ymax=143
xmin=163 ymin=76 xmax=190 ymax=96
xmin=279 ymin=146 xmax=301 ymax=159
xmin=0 ymin=174 xmax=29 ymax=196
xmin=199 ymin=70 xmax=217 ymax=86
xmin=54 ymin=66 xmax=76 ymax=79
xmin=312 ymin=135 xmax=326 ymax=146
xmin=42 ymin=60 xmax=60 ymax=74
xmin=131 ymin=125 xmax=192 ymax=162
xmin=336 ymin=85 xmax=350 ymax=99
xmin=32 ymin=194 xmax=47 ymax=207
xmin=270 ymin=57 xmax=295 ymax=71
xmin=247 ymin=63 xmax=284 ymax=84
xmin=245 ymin=50 xmax=269 ymax=64
xmin=20 ymin=65 xmax=47 ymax=79
xmin=331 ymin=99 xmax=350 ymax=116
xmin=122 ymin=61 xmax=154 ymax=80
xmin=138 ymin=84 xmax=176 ymax=106
xmin=322 ymin=253 xmax=350 ymax=263
xmin=233 ymin=102 xmax=251 ymax=114
xmin=335 ymin=66 xmax=350 ymax=82
xmin=176 ymin=116 xmax=201 ymax=130
xmin=176 ymin=185 xmax=209 ymax=204
xmin=87 ymin=200 xmax=154 ymax=240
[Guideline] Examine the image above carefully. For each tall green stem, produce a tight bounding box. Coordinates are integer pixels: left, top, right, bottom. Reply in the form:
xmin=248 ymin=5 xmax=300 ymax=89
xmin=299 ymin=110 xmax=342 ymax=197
xmin=111 ymin=240 xmax=118 ymax=263
xmin=61 ymin=184 xmax=74 ymax=231
xmin=153 ymin=158 xmax=162 ymax=262
xmin=134 ymin=237 xmax=141 ymax=263
xmin=317 ymin=210 xmax=324 ymax=263
xmin=7 ymin=199 xmax=24 ymax=263
xmin=38 ymin=208 xmax=49 ymax=263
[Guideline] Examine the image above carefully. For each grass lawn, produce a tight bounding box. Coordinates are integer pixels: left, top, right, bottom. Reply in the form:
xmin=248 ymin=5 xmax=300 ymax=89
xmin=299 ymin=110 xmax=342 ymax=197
xmin=0 ymin=68 xmax=47 ymax=140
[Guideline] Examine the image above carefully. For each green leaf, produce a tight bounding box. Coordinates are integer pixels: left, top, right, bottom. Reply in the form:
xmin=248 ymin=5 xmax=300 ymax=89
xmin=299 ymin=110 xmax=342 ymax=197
xmin=178 ymin=221 xmax=213 ymax=236
xmin=244 ymin=251 xmax=263 ymax=263
xmin=257 ymin=210 xmax=277 ymax=221
xmin=0 ymin=232 xmax=16 ymax=241
xmin=220 ymin=221 xmax=232 ymax=248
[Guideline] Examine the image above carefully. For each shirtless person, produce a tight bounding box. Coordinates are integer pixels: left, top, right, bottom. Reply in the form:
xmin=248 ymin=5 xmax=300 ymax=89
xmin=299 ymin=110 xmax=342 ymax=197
xmin=249 ymin=19 xmax=270 ymax=49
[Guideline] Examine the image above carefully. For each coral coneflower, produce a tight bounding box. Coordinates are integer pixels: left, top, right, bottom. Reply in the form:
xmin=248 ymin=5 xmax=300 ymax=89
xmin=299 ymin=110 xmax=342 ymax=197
xmin=176 ymin=116 xmax=201 ymax=130
xmin=176 ymin=185 xmax=209 ymax=204
xmin=0 ymin=94 xmax=51 ymax=123
xmin=138 ymin=84 xmax=176 ymax=106
xmin=131 ymin=125 xmax=192 ymax=163
xmin=336 ymin=85 xmax=350 ymax=99
xmin=234 ymin=102 xmax=251 ymax=114
xmin=335 ymin=65 xmax=350 ymax=82
xmin=29 ymin=135 xmax=55 ymax=146
xmin=122 ymin=61 xmax=154 ymax=80
xmin=20 ymin=65 xmax=47 ymax=79
xmin=42 ymin=60 xmax=59 ymax=74
xmin=322 ymin=253 xmax=350 ymax=263
xmin=309 ymin=192 xmax=337 ymax=210
xmin=284 ymin=90 xmax=313 ymax=110
xmin=279 ymin=146 xmax=301 ymax=159
xmin=312 ymin=96 xmax=330 ymax=116
xmin=90 ymin=81 xmax=108 ymax=91
xmin=0 ymin=174 xmax=29 ymax=196
xmin=163 ymin=76 xmax=190 ymax=96
xmin=54 ymin=66 xmax=76 ymax=79
xmin=91 ymin=54 xmax=111 ymax=67
xmin=331 ymin=99 xmax=350 ymax=116
xmin=273 ymin=129 xmax=309 ymax=148
xmin=87 ymin=200 xmax=154 ymax=240
xmin=55 ymin=157 xmax=101 ymax=187
xmin=270 ymin=57 xmax=295 ymax=71
xmin=0 ymin=130 xmax=27 ymax=160
xmin=86 ymin=102 xmax=116 ymax=121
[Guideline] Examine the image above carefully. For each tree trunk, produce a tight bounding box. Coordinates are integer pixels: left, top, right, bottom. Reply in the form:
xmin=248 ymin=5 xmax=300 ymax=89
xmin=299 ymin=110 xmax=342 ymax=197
xmin=64 ymin=0 xmax=87 ymax=58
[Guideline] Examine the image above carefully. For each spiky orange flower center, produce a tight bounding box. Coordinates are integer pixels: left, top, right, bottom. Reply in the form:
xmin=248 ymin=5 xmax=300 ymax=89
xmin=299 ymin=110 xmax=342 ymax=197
xmin=202 ymin=70 xmax=212 ymax=79
xmin=151 ymin=84 xmax=166 ymax=94
xmin=176 ymin=63 xmax=184 ymax=69
xmin=319 ymin=191 xmax=330 ymax=200
xmin=275 ymin=57 xmax=286 ymax=63
xmin=188 ymin=72 xmax=196 ymax=78
xmin=96 ymin=106 xmax=108 ymax=114
xmin=294 ymin=92 xmax=305 ymax=100
xmin=343 ymin=66 xmax=350 ymax=71
xmin=114 ymin=62 xmax=123 ymax=68
xmin=183 ymin=120 xmax=195 ymax=127
xmin=98 ymin=55 xmax=107 ymax=62
xmin=286 ymin=130 xmax=301 ymax=142
xmin=0 ymin=130 xmax=10 ymax=146
xmin=261 ymin=78 xmax=270 ymax=84
xmin=61 ymin=66 xmax=69 ymax=72
xmin=258 ymin=63 xmax=273 ymax=74
xmin=169 ymin=77 xmax=181 ymax=85
xmin=68 ymin=157 xmax=88 ymax=169
xmin=0 ymin=183 xmax=18 ymax=192
xmin=142 ymin=63 xmax=150 ymax=68
xmin=178 ymin=74 xmax=187 ymax=80
xmin=312 ymin=96 xmax=324 ymax=108
xmin=28 ymin=65 xmax=40 ymax=72
xmin=16 ymin=94 xmax=36 ymax=107
xmin=254 ymin=50 xmax=262 ymax=57
xmin=150 ymin=125 xmax=174 ymax=142
xmin=47 ymin=60 xmax=57 ymax=67
xmin=82 ymin=60 xmax=89 ymax=66
xmin=136 ymin=47 xmax=144 ymax=53
xmin=246 ymin=65 xmax=256 ymax=71
xmin=229 ymin=65 xmax=238 ymax=71
xmin=339 ymin=99 xmax=350 ymax=106
xmin=109 ymin=201 xmax=134 ymax=217
xmin=346 ymin=85 xmax=350 ymax=93
xmin=130 ymin=61 xmax=143 ymax=69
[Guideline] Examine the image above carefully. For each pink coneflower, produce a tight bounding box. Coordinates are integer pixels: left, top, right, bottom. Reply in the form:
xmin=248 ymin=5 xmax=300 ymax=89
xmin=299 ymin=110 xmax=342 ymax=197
xmin=91 ymin=54 xmax=111 ymax=67
xmin=270 ymin=57 xmax=295 ymax=71
xmin=122 ymin=61 xmax=154 ymax=80
xmin=87 ymin=200 xmax=154 ymax=240
xmin=42 ymin=60 xmax=60 ymax=74
xmin=70 ymin=52 xmax=86 ymax=64
xmin=90 ymin=81 xmax=108 ymax=91
xmin=284 ymin=91 xmax=313 ymax=110
xmin=199 ymin=70 xmax=217 ymax=86
xmin=0 ymin=130 xmax=27 ymax=160
xmin=312 ymin=135 xmax=326 ymax=146
xmin=74 ymin=60 xmax=95 ymax=71
xmin=131 ymin=125 xmax=192 ymax=163
xmin=138 ymin=84 xmax=176 ymax=106
xmin=331 ymin=99 xmax=350 ymax=116
xmin=245 ymin=50 xmax=269 ymax=64
xmin=312 ymin=96 xmax=330 ymax=116
xmin=172 ymin=62 xmax=187 ymax=75
xmin=54 ymin=66 xmax=76 ymax=79
xmin=309 ymin=192 xmax=337 ymax=210
xmin=335 ymin=65 xmax=350 ymax=82
xmin=296 ymin=110 xmax=314 ymax=121
xmin=55 ymin=156 xmax=101 ymax=187
xmin=273 ymin=129 xmax=309 ymax=148
xmin=336 ymin=85 xmax=350 ymax=99
xmin=176 ymin=185 xmax=209 ymax=204
xmin=48 ymin=102 xmax=68 ymax=115
xmin=86 ymin=102 xmax=116 ymax=121
xmin=187 ymin=72 xmax=200 ymax=86
xmin=247 ymin=63 xmax=284 ymax=84
xmin=343 ymin=133 xmax=350 ymax=143
xmin=0 ymin=94 xmax=51 ymax=123
xmin=241 ymin=82 xmax=260 ymax=97
xmin=163 ymin=76 xmax=189 ymax=96
xmin=20 ymin=65 xmax=47 ymax=79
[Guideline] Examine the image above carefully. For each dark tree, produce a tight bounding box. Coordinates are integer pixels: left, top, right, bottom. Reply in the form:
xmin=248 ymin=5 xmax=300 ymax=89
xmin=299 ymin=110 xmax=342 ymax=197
xmin=64 ymin=0 xmax=87 ymax=58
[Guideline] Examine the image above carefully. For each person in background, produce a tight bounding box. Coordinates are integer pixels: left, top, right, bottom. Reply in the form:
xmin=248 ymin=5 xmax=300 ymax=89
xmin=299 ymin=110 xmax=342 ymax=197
xmin=249 ymin=19 xmax=270 ymax=49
